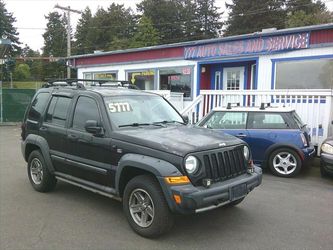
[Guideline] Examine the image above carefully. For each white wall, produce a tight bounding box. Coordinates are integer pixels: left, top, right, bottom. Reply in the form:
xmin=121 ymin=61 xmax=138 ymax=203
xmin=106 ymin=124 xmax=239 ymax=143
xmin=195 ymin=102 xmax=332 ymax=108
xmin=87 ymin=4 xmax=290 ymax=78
xmin=257 ymin=46 xmax=333 ymax=90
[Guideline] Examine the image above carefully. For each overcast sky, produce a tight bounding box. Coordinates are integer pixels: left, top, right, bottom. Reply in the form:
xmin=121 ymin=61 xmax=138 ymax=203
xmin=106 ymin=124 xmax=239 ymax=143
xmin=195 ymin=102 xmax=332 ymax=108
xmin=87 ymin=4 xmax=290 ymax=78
xmin=3 ymin=0 xmax=333 ymax=52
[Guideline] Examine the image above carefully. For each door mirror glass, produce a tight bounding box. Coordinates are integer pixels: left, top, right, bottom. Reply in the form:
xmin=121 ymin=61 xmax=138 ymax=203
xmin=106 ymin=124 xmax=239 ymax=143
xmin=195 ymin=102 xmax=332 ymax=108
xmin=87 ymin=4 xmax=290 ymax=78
xmin=85 ymin=120 xmax=104 ymax=136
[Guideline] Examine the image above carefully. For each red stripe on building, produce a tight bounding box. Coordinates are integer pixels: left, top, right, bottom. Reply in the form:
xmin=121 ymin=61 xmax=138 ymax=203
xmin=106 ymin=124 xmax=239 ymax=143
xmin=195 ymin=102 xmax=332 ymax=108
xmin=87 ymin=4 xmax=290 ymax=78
xmin=310 ymin=29 xmax=333 ymax=45
xmin=74 ymin=47 xmax=184 ymax=66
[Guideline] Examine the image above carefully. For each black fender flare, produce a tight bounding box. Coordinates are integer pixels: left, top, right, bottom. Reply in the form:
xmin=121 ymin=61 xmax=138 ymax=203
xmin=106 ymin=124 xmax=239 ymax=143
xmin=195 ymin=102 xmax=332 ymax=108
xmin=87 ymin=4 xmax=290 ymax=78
xmin=264 ymin=143 xmax=305 ymax=164
xmin=23 ymin=134 xmax=55 ymax=172
xmin=116 ymin=154 xmax=183 ymax=209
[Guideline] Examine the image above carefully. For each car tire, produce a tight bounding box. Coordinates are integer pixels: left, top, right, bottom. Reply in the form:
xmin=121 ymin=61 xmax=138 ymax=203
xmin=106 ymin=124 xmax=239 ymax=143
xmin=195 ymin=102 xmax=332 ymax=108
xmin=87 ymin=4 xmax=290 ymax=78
xmin=228 ymin=197 xmax=245 ymax=206
xmin=123 ymin=175 xmax=174 ymax=238
xmin=320 ymin=163 xmax=329 ymax=177
xmin=27 ymin=150 xmax=57 ymax=192
xmin=268 ymin=148 xmax=302 ymax=178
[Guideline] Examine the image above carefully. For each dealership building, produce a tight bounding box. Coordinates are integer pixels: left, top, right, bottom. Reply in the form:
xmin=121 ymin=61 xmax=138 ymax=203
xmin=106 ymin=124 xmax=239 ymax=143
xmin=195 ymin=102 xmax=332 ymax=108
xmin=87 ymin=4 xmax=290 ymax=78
xmin=69 ymin=23 xmax=333 ymax=146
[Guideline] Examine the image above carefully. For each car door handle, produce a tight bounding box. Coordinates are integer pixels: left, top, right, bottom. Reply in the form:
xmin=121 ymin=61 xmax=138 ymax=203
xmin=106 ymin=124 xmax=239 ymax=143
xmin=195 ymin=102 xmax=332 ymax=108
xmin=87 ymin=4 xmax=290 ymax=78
xmin=236 ymin=133 xmax=247 ymax=138
xmin=67 ymin=134 xmax=78 ymax=142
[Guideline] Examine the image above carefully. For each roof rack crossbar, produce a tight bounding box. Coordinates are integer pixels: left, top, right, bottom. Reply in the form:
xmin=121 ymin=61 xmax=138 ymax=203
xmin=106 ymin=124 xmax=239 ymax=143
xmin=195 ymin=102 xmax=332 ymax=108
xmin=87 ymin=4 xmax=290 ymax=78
xmin=260 ymin=102 xmax=271 ymax=110
xmin=226 ymin=102 xmax=240 ymax=109
xmin=43 ymin=78 xmax=138 ymax=90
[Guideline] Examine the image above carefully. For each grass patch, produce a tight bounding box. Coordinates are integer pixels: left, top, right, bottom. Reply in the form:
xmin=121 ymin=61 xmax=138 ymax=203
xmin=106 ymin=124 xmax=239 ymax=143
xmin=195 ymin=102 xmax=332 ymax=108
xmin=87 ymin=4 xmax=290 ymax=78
xmin=1 ymin=81 xmax=44 ymax=89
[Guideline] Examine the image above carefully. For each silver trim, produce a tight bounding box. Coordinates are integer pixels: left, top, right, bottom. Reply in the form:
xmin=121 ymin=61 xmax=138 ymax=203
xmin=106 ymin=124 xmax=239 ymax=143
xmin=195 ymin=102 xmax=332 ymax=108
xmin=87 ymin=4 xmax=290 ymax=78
xmin=195 ymin=200 xmax=230 ymax=213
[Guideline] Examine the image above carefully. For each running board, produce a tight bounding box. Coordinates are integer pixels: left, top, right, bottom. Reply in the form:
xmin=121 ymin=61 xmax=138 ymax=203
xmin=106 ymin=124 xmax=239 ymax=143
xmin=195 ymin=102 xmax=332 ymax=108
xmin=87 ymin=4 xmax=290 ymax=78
xmin=54 ymin=172 xmax=121 ymax=201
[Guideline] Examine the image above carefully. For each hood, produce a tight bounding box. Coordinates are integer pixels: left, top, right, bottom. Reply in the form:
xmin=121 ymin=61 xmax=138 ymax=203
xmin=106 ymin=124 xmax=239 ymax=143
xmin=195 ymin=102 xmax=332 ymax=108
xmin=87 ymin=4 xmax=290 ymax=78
xmin=112 ymin=125 xmax=243 ymax=157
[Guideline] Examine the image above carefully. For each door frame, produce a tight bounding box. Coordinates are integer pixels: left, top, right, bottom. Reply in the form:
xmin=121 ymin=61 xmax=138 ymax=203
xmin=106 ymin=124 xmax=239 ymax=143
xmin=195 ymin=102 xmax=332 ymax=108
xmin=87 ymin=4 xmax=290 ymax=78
xmin=223 ymin=66 xmax=245 ymax=90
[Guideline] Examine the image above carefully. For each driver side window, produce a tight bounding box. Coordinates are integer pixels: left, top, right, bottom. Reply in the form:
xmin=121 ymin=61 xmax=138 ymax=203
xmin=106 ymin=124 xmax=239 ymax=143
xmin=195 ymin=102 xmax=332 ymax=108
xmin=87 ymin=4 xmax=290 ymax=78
xmin=72 ymin=96 xmax=101 ymax=131
xmin=205 ymin=111 xmax=248 ymax=129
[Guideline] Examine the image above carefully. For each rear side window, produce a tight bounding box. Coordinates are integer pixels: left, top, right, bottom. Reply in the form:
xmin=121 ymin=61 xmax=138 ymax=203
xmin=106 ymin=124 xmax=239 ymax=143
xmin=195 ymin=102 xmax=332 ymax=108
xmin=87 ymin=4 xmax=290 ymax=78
xmin=27 ymin=92 xmax=49 ymax=121
xmin=248 ymin=113 xmax=288 ymax=129
xmin=45 ymin=96 xmax=72 ymax=127
xmin=203 ymin=111 xmax=248 ymax=129
xmin=72 ymin=96 xmax=101 ymax=131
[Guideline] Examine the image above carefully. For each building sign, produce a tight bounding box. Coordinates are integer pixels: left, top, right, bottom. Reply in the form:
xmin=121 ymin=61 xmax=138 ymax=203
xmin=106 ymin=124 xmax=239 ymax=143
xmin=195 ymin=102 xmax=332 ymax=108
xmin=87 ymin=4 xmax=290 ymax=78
xmin=184 ymin=32 xmax=309 ymax=60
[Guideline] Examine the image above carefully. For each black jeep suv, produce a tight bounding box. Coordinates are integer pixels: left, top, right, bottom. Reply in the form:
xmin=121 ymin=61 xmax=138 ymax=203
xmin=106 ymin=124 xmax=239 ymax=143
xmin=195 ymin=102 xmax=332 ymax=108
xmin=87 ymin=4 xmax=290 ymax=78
xmin=21 ymin=79 xmax=262 ymax=237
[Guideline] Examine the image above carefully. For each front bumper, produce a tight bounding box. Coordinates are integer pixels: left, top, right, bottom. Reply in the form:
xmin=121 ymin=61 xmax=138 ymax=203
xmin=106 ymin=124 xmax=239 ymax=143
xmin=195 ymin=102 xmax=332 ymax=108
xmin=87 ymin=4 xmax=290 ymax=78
xmin=321 ymin=152 xmax=333 ymax=174
xmin=302 ymin=144 xmax=316 ymax=159
xmin=160 ymin=166 xmax=262 ymax=214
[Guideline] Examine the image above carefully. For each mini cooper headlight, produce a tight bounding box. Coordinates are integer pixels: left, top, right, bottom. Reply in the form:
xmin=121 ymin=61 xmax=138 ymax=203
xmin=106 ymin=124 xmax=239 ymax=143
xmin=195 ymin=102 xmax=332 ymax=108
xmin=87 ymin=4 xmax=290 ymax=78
xmin=185 ymin=156 xmax=199 ymax=174
xmin=243 ymin=145 xmax=250 ymax=160
xmin=321 ymin=143 xmax=333 ymax=154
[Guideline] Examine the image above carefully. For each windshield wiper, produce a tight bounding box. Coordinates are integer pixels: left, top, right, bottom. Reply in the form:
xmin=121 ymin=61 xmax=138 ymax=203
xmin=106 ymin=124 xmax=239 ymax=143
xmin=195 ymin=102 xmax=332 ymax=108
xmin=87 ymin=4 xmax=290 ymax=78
xmin=118 ymin=122 xmax=165 ymax=128
xmin=153 ymin=120 xmax=186 ymax=125
xmin=118 ymin=123 xmax=151 ymax=128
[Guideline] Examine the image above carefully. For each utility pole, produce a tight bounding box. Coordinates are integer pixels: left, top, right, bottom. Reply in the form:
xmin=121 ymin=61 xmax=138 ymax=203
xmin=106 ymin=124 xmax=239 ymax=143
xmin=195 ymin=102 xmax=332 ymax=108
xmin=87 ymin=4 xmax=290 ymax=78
xmin=54 ymin=5 xmax=82 ymax=79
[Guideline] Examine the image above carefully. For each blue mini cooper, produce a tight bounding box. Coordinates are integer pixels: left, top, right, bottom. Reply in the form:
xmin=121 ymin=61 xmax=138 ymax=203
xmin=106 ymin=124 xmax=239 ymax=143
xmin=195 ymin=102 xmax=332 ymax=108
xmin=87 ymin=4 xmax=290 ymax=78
xmin=197 ymin=104 xmax=315 ymax=177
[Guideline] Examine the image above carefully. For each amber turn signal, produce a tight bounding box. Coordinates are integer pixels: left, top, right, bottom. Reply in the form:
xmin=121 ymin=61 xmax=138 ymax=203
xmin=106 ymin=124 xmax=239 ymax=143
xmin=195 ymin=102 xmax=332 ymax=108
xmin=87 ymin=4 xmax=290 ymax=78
xmin=165 ymin=176 xmax=190 ymax=185
xmin=173 ymin=194 xmax=182 ymax=204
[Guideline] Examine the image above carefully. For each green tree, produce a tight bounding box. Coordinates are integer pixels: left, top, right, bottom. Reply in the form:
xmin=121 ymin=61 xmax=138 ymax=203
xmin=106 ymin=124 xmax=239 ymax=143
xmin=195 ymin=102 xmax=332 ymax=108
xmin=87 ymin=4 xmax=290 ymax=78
xmin=42 ymin=11 xmax=67 ymax=57
xmin=78 ymin=4 xmax=135 ymax=52
xmin=74 ymin=7 xmax=93 ymax=54
xmin=131 ymin=16 xmax=160 ymax=48
xmin=137 ymin=0 xmax=184 ymax=43
xmin=286 ymin=0 xmax=333 ymax=28
xmin=224 ymin=0 xmax=286 ymax=36
xmin=0 ymin=0 xmax=21 ymax=56
xmin=13 ymin=63 xmax=30 ymax=81
xmin=195 ymin=0 xmax=223 ymax=39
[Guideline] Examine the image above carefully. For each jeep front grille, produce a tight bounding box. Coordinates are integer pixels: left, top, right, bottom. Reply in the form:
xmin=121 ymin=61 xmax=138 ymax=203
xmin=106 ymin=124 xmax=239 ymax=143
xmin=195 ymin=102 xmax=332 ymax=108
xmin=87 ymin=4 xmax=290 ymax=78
xmin=202 ymin=147 xmax=247 ymax=182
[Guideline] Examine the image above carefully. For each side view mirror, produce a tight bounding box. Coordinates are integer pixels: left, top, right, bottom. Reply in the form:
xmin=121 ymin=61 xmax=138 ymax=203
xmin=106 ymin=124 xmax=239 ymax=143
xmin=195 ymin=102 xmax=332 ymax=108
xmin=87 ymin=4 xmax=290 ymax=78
xmin=85 ymin=120 xmax=104 ymax=136
xmin=182 ymin=115 xmax=189 ymax=125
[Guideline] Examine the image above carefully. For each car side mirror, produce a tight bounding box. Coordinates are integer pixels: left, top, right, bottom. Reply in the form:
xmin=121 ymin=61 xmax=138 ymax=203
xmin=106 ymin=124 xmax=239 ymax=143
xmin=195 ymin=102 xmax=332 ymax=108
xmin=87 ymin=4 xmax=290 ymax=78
xmin=182 ymin=115 xmax=189 ymax=125
xmin=85 ymin=120 xmax=104 ymax=136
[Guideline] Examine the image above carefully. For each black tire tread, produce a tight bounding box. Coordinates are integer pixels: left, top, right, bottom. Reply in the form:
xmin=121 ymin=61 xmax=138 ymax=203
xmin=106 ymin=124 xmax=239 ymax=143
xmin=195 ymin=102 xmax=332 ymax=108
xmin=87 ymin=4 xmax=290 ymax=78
xmin=123 ymin=175 xmax=174 ymax=238
xmin=27 ymin=150 xmax=57 ymax=192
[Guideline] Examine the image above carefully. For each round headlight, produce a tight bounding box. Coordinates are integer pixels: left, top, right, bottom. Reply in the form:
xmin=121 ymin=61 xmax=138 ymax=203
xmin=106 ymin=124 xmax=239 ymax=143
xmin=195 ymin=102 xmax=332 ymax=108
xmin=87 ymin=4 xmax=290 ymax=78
xmin=243 ymin=145 xmax=250 ymax=160
xmin=321 ymin=143 xmax=333 ymax=154
xmin=185 ymin=156 xmax=199 ymax=174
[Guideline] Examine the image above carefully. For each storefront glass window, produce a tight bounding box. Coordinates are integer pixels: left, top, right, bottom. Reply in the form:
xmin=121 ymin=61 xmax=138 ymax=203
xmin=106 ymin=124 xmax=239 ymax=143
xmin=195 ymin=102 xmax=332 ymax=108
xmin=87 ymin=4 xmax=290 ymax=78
xmin=159 ymin=67 xmax=192 ymax=98
xmin=127 ymin=70 xmax=155 ymax=90
xmin=93 ymin=72 xmax=117 ymax=81
xmin=275 ymin=58 xmax=333 ymax=89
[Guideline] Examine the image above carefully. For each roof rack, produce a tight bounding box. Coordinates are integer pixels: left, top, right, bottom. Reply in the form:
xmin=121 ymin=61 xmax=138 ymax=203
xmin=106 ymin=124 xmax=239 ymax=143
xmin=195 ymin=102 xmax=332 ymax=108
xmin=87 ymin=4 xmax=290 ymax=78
xmin=226 ymin=102 xmax=240 ymax=109
xmin=260 ymin=102 xmax=271 ymax=110
xmin=43 ymin=78 xmax=139 ymax=90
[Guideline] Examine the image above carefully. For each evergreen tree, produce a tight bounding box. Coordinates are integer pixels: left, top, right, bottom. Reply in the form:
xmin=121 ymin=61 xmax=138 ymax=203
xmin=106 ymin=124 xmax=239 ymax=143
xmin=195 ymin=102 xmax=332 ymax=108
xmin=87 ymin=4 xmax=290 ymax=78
xmin=137 ymin=0 xmax=184 ymax=43
xmin=286 ymin=0 xmax=333 ymax=27
xmin=42 ymin=11 xmax=67 ymax=57
xmin=0 ymin=0 xmax=20 ymax=56
xmin=195 ymin=0 xmax=223 ymax=39
xmin=130 ymin=16 xmax=160 ymax=48
xmin=224 ymin=0 xmax=286 ymax=36
xmin=74 ymin=7 xmax=93 ymax=54
xmin=181 ymin=0 xmax=199 ymax=41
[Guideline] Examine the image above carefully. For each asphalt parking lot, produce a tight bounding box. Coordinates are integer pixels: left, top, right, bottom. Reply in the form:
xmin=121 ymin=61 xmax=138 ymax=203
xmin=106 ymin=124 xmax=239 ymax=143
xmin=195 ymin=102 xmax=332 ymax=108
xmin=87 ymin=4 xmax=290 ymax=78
xmin=0 ymin=126 xmax=332 ymax=250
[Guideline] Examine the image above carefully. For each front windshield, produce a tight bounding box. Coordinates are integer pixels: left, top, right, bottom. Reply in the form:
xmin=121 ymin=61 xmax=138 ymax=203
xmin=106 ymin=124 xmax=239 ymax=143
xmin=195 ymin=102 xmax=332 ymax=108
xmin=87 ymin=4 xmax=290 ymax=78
xmin=104 ymin=95 xmax=184 ymax=127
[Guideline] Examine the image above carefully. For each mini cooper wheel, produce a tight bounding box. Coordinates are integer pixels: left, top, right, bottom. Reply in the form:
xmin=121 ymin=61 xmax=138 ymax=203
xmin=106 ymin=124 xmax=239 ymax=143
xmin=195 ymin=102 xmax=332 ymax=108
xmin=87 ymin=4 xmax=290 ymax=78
xmin=123 ymin=175 xmax=174 ymax=238
xmin=27 ymin=150 xmax=57 ymax=192
xmin=268 ymin=148 xmax=301 ymax=178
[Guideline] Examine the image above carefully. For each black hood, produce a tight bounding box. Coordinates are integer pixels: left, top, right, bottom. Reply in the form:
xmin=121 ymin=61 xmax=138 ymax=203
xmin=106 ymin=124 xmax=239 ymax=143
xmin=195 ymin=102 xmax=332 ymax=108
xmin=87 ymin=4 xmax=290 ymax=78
xmin=112 ymin=125 xmax=243 ymax=157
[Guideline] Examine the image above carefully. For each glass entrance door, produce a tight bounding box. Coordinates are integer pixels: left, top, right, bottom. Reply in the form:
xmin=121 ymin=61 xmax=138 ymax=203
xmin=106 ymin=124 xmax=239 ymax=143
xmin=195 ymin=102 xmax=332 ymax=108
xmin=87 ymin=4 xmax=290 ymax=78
xmin=223 ymin=67 xmax=245 ymax=90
